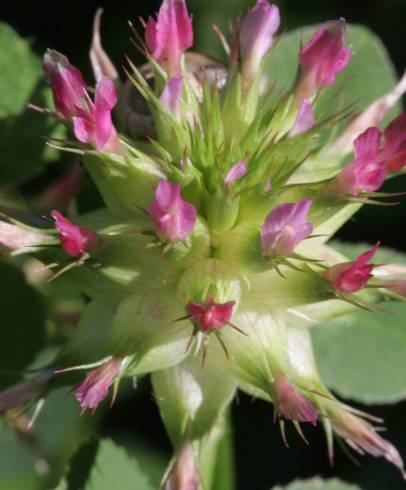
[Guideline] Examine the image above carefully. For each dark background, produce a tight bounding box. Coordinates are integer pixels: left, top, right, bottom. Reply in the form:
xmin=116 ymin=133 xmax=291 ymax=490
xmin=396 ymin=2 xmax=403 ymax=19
xmin=2 ymin=1 xmax=406 ymax=489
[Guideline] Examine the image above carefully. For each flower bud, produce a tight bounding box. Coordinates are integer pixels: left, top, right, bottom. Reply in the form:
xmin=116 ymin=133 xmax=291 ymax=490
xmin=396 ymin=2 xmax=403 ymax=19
xmin=223 ymin=159 xmax=248 ymax=191
xmin=43 ymin=49 xmax=87 ymax=118
xmin=328 ymin=127 xmax=387 ymax=196
xmin=163 ymin=443 xmax=200 ymax=490
xmin=239 ymin=1 xmax=280 ymax=87
xmin=289 ymin=98 xmax=316 ymax=136
xmin=160 ymin=75 xmax=183 ymax=120
xmin=382 ymin=112 xmax=406 ymax=172
xmin=144 ymin=0 xmax=193 ymax=76
xmin=273 ymin=376 xmax=318 ymax=425
xmin=332 ymin=409 xmax=405 ymax=477
xmin=147 ymin=180 xmax=197 ymax=243
xmin=261 ymin=198 xmax=313 ymax=258
xmin=75 ymin=357 xmax=122 ymax=411
xmin=73 ymin=77 xmax=121 ymax=153
xmin=296 ymin=20 xmax=351 ymax=99
xmin=51 ymin=210 xmax=102 ymax=257
xmin=326 ymin=243 xmax=378 ymax=293
xmin=187 ymin=299 xmax=235 ymax=332
xmin=43 ymin=50 xmax=123 ymax=154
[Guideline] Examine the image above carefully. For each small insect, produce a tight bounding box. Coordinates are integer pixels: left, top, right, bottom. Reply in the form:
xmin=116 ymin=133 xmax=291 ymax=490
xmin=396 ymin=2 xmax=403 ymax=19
xmin=91 ymin=9 xmax=229 ymax=140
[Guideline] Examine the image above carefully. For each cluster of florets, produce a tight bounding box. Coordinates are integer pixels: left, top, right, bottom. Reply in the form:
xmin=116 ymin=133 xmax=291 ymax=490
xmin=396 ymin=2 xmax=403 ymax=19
xmin=1 ymin=0 xmax=406 ymax=486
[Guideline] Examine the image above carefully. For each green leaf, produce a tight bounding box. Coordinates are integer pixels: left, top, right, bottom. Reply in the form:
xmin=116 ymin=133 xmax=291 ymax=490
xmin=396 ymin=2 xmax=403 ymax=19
xmin=267 ymin=24 xmax=400 ymax=127
xmin=33 ymin=387 xmax=96 ymax=487
xmin=312 ymin=301 xmax=406 ymax=404
xmin=152 ymin=356 xmax=236 ymax=445
xmin=0 ymin=262 xmax=46 ymax=389
xmin=205 ymin=412 xmax=235 ymax=490
xmin=330 ymin=240 xmax=406 ymax=264
xmin=67 ymin=439 xmax=153 ymax=490
xmin=274 ymin=478 xmax=360 ymax=489
xmin=0 ymin=24 xmax=42 ymax=118
xmin=53 ymin=480 xmax=68 ymax=490
xmin=0 ymin=418 xmax=44 ymax=490
xmin=0 ymin=387 xmax=94 ymax=490
xmin=0 ymin=23 xmax=63 ymax=185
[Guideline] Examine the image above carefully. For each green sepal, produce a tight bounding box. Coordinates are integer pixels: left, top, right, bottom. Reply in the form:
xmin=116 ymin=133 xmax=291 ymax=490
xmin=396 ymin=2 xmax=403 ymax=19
xmin=151 ymin=355 xmax=236 ymax=446
xmin=112 ymin=289 xmax=191 ymax=375
xmin=59 ymin=301 xmax=116 ymax=365
xmin=176 ymin=259 xmax=242 ymax=306
xmin=206 ymin=191 xmax=241 ymax=235
xmin=83 ymin=151 xmax=165 ymax=214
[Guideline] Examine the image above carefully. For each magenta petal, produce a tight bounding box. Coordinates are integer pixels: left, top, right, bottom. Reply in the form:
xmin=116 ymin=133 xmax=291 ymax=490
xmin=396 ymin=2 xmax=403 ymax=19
xmin=160 ymin=75 xmax=183 ymax=119
xmin=43 ymin=50 xmax=87 ymax=117
xmin=173 ymin=0 xmax=194 ymax=52
xmin=290 ymin=98 xmax=316 ymax=136
xmin=328 ymin=243 xmax=379 ymax=292
xmin=147 ymin=180 xmax=197 ymax=242
xmin=261 ymin=198 xmax=313 ymax=257
xmin=353 ymin=127 xmax=382 ymax=163
xmin=298 ymin=20 xmax=351 ymax=97
xmin=224 ymin=159 xmax=248 ymax=188
xmin=93 ymin=77 xmax=118 ymax=150
xmin=144 ymin=0 xmax=193 ymax=74
xmin=330 ymin=159 xmax=387 ymax=196
xmin=333 ymin=411 xmax=405 ymax=476
xmin=145 ymin=17 xmax=158 ymax=54
xmin=75 ymin=358 xmax=121 ymax=411
xmin=187 ymin=300 xmax=235 ymax=331
xmin=95 ymin=77 xmax=118 ymax=110
xmin=240 ymin=1 xmax=280 ymax=80
xmin=51 ymin=210 xmax=101 ymax=257
xmin=383 ymin=112 xmax=406 ymax=171
xmin=275 ymin=377 xmax=318 ymax=425
xmin=73 ymin=116 xmax=92 ymax=144
xmin=154 ymin=179 xmax=181 ymax=210
xmin=329 ymin=127 xmax=387 ymax=195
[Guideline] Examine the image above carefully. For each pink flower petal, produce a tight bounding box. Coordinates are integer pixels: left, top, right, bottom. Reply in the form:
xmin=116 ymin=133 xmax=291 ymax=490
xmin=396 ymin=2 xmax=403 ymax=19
xmin=333 ymin=410 xmax=405 ymax=476
xmin=73 ymin=115 xmax=93 ymax=144
xmin=261 ymin=198 xmax=313 ymax=257
xmin=239 ymin=1 xmax=280 ymax=83
xmin=187 ymin=299 xmax=235 ymax=331
xmin=43 ymin=50 xmax=87 ymax=117
xmin=144 ymin=0 xmax=193 ymax=75
xmin=51 ymin=210 xmax=101 ymax=257
xmin=382 ymin=112 xmax=406 ymax=171
xmin=327 ymin=243 xmax=379 ymax=292
xmin=329 ymin=127 xmax=387 ymax=196
xmin=353 ymin=126 xmax=382 ymax=162
xmin=274 ymin=377 xmax=318 ymax=425
xmin=160 ymin=75 xmax=183 ymax=119
xmin=298 ymin=20 xmax=351 ymax=98
xmin=290 ymin=98 xmax=316 ymax=136
xmin=147 ymin=180 xmax=197 ymax=242
xmin=75 ymin=358 xmax=121 ymax=411
xmin=224 ymin=159 xmax=248 ymax=189
xmin=94 ymin=77 xmax=118 ymax=150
